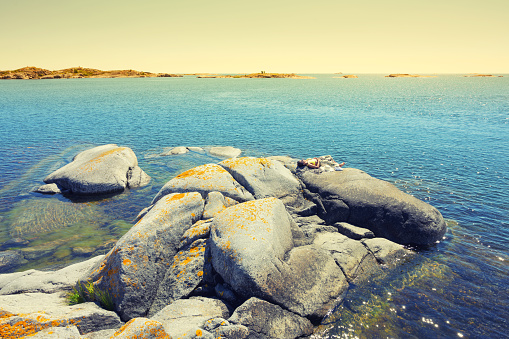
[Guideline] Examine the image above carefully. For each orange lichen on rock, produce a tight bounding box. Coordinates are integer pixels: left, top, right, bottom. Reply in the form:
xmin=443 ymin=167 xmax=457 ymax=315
xmin=0 ymin=316 xmax=58 ymax=339
xmin=77 ymin=147 xmax=128 ymax=173
xmin=221 ymin=157 xmax=272 ymax=170
xmin=123 ymin=258 xmax=132 ymax=266
xmin=175 ymin=164 xmax=228 ymax=181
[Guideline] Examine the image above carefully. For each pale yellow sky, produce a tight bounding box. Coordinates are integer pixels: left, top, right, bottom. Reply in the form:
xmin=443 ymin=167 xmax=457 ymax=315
xmin=1 ymin=0 xmax=507 ymax=73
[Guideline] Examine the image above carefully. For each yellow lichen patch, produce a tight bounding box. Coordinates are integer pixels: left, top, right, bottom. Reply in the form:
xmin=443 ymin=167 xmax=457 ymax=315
xmin=175 ymin=164 xmax=228 ymax=181
xmin=197 ymin=271 xmax=203 ymax=277
xmin=123 ymin=259 xmax=132 ymax=266
xmin=196 ymin=328 xmax=203 ymax=337
xmin=77 ymin=147 xmax=128 ymax=173
xmin=165 ymin=193 xmax=186 ymax=203
xmin=0 ymin=318 xmax=51 ymax=338
xmin=0 ymin=311 xmax=15 ymax=321
xmin=221 ymin=157 xmax=272 ymax=170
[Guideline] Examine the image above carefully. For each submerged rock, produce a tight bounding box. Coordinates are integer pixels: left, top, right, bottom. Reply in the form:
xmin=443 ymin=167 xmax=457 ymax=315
xmin=43 ymin=144 xmax=150 ymax=195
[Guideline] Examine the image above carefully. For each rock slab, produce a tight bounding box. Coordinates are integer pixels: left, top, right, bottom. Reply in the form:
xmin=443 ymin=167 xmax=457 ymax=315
xmin=300 ymin=168 xmax=447 ymax=246
xmin=44 ymin=144 xmax=150 ymax=195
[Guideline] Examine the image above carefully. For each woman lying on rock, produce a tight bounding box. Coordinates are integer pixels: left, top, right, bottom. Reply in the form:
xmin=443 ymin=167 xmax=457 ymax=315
xmin=298 ymin=157 xmax=321 ymax=169
xmin=298 ymin=156 xmax=345 ymax=171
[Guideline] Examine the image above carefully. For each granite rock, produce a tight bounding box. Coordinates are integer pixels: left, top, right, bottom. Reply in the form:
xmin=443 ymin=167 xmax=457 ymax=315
xmin=83 ymin=192 xmax=204 ymax=321
xmin=228 ymin=297 xmax=313 ymax=339
xmin=151 ymin=297 xmax=229 ymax=339
xmin=299 ymin=168 xmax=447 ymax=246
xmin=44 ymin=144 xmax=150 ymax=195
xmin=152 ymin=164 xmax=254 ymax=204
xmin=211 ymin=198 xmax=347 ymax=318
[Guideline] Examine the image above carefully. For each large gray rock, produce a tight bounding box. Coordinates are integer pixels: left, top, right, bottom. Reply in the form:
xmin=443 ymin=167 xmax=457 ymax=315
xmin=0 ymin=292 xmax=122 ymax=336
xmin=84 ymin=192 xmax=204 ymax=321
xmin=152 ymin=164 xmax=254 ymax=204
xmin=228 ymin=297 xmax=313 ymax=339
xmin=148 ymin=239 xmax=212 ymax=316
xmin=313 ymin=233 xmax=379 ymax=282
xmin=111 ymin=318 xmax=170 ymax=338
xmin=210 ymin=198 xmax=347 ymax=318
xmin=299 ymin=168 xmax=447 ymax=246
xmin=219 ymin=157 xmax=302 ymax=205
xmin=0 ymin=255 xmax=104 ymax=295
xmin=151 ymin=297 xmax=229 ymax=339
xmin=44 ymin=144 xmax=150 ymax=195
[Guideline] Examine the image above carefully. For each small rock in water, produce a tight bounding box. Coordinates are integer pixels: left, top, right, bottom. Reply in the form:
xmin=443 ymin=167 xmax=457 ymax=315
xmin=0 ymin=250 xmax=27 ymax=273
xmin=161 ymin=146 xmax=189 ymax=155
xmin=35 ymin=183 xmax=62 ymax=194
xmin=209 ymin=146 xmax=241 ymax=158
xmin=1 ymin=237 xmax=29 ymax=249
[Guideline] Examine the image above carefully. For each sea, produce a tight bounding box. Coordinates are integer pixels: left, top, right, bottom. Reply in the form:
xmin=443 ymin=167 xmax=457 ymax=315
xmin=0 ymin=74 xmax=507 ymax=338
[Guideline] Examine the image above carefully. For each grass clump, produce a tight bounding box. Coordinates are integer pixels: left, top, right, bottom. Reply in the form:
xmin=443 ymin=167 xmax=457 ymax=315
xmin=67 ymin=280 xmax=114 ymax=311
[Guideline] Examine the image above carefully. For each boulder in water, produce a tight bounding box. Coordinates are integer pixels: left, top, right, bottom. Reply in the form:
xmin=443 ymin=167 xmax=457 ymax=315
xmin=43 ymin=144 xmax=150 ymax=195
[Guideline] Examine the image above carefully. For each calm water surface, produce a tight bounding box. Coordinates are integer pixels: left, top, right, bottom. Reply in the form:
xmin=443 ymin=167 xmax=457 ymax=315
xmin=0 ymin=75 xmax=507 ymax=338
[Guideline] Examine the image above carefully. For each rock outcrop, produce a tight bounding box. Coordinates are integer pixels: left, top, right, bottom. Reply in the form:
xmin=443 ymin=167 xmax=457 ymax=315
xmin=1 ymin=151 xmax=447 ymax=338
xmin=152 ymin=163 xmax=254 ymax=204
xmin=85 ymin=192 xmax=204 ymax=321
xmin=298 ymin=168 xmax=446 ymax=246
xmin=43 ymin=144 xmax=150 ymax=195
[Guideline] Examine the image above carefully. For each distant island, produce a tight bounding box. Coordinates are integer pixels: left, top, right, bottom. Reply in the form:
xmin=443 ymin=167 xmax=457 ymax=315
xmin=385 ymin=74 xmax=436 ymax=78
xmin=0 ymin=67 xmax=314 ymax=80
xmin=197 ymin=72 xmax=314 ymax=79
xmin=333 ymin=74 xmax=358 ymax=78
xmin=463 ymin=74 xmax=503 ymax=77
xmin=0 ymin=67 xmax=182 ymax=80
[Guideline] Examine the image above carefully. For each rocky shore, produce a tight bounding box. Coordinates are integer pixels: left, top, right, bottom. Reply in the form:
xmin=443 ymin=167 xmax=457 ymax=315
xmin=0 ymin=145 xmax=446 ymax=338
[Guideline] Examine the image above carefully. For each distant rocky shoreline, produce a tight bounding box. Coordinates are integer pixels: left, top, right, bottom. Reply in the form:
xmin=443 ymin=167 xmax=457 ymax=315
xmin=1 ymin=67 xmax=503 ymax=80
xmin=0 ymin=144 xmax=447 ymax=338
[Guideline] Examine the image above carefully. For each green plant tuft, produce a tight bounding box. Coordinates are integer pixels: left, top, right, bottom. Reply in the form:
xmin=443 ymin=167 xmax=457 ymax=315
xmin=66 ymin=280 xmax=114 ymax=311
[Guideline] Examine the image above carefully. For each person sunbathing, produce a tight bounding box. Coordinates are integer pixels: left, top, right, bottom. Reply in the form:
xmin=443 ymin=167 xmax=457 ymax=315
xmin=298 ymin=158 xmax=345 ymax=170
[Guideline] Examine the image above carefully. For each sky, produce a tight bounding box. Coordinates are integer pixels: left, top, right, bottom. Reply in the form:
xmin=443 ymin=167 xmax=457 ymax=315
xmin=1 ymin=0 xmax=508 ymax=73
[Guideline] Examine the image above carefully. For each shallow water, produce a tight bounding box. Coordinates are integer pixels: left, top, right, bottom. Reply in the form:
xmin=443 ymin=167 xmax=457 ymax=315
xmin=0 ymin=75 xmax=507 ymax=337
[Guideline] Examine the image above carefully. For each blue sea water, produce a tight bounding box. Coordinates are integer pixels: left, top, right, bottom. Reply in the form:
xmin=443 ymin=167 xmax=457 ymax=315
xmin=0 ymin=75 xmax=507 ymax=338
